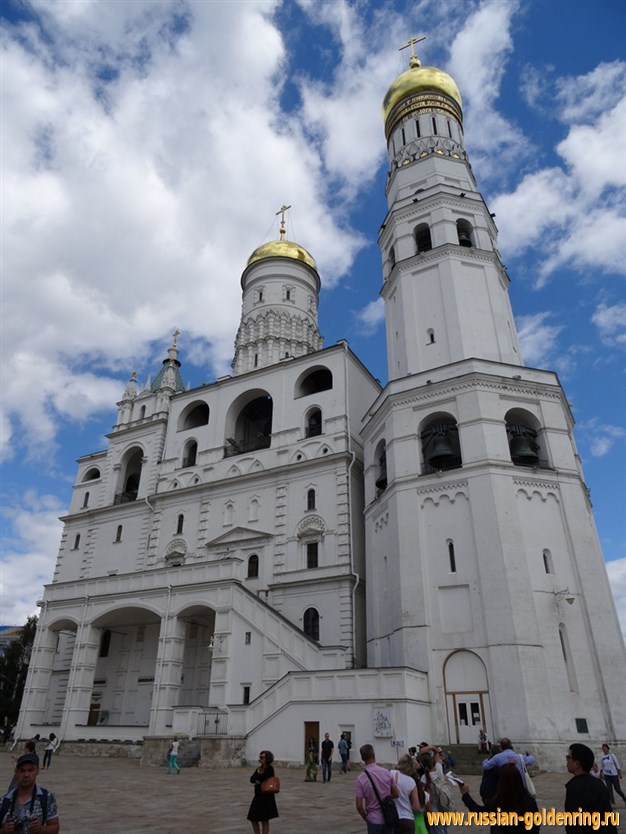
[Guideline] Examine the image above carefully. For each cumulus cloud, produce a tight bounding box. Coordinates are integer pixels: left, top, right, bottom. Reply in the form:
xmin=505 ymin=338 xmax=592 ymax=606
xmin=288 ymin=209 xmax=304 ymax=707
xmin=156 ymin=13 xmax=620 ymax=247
xmin=355 ymin=298 xmax=385 ymax=335
xmin=492 ymin=61 xmax=626 ymax=286
xmin=0 ymin=491 xmax=64 ymax=625
xmin=606 ymin=558 xmax=626 ymax=641
xmin=578 ymin=418 xmax=626 ymax=459
xmin=515 ymin=312 xmax=563 ymax=367
xmin=592 ymin=302 xmax=626 ymax=347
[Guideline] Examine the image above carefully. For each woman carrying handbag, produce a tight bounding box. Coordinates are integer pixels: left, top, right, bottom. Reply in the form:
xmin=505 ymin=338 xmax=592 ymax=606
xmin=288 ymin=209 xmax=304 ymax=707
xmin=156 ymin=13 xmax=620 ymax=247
xmin=247 ymin=750 xmax=279 ymax=834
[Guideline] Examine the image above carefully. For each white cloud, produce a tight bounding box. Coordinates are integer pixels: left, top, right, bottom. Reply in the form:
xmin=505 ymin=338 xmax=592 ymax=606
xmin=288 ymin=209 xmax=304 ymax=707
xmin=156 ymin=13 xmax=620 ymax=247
xmin=515 ymin=312 xmax=563 ymax=367
xmin=606 ymin=558 xmax=626 ymax=641
xmin=0 ymin=491 xmax=64 ymax=625
xmin=492 ymin=61 xmax=626 ymax=286
xmin=592 ymin=302 xmax=626 ymax=347
xmin=577 ymin=417 xmax=626 ymax=458
xmin=355 ymin=298 xmax=385 ymax=335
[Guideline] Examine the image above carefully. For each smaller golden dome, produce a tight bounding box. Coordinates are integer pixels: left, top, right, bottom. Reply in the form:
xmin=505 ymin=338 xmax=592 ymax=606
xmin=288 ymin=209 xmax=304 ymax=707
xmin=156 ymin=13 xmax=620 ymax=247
xmin=246 ymin=239 xmax=317 ymax=271
xmin=383 ymin=63 xmax=462 ymax=138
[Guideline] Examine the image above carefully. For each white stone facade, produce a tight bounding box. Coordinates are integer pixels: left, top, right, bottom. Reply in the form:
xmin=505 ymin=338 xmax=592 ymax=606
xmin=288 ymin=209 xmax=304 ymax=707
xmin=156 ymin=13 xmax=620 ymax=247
xmin=16 ymin=58 xmax=625 ymax=769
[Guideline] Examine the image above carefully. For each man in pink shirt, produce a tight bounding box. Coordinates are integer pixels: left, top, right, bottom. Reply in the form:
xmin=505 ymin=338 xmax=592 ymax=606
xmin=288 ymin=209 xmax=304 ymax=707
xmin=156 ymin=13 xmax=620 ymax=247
xmin=355 ymin=743 xmax=399 ymax=833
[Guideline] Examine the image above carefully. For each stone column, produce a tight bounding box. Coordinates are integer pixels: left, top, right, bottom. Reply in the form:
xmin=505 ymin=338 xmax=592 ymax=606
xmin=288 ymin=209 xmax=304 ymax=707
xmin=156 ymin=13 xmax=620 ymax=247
xmin=59 ymin=622 xmax=100 ymax=738
xmin=149 ymin=613 xmax=186 ymax=736
xmin=14 ymin=613 xmax=59 ymax=738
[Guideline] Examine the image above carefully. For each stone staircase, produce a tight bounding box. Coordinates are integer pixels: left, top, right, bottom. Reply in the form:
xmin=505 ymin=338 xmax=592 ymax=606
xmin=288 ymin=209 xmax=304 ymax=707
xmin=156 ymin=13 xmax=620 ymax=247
xmin=445 ymin=744 xmax=489 ymax=775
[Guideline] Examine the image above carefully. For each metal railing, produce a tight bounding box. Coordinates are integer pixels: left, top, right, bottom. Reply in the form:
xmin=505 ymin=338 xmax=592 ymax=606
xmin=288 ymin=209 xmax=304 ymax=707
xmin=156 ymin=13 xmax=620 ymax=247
xmin=200 ymin=708 xmax=229 ymax=735
xmin=223 ymin=436 xmax=271 ymax=458
xmin=422 ymin=455 xmax=463 ymax=475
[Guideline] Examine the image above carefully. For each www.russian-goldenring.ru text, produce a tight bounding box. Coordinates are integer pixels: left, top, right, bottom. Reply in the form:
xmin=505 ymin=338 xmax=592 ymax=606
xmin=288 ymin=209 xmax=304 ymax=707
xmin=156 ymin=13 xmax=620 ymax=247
xmin=427 ymin=808 xmax=620 ymax=830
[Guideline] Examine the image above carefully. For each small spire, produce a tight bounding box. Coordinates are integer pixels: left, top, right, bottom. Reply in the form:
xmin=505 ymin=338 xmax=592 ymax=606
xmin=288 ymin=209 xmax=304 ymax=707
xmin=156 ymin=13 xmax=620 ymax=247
xmin=400 ymin=34 xmax=426 ymax=68
xmin=122 ymin=371 xmax=138 ymax=399
xmin=168 ymin=329 xmax=180 ymax=363
xmin=276 ymin=204 xmax=291 ymax=241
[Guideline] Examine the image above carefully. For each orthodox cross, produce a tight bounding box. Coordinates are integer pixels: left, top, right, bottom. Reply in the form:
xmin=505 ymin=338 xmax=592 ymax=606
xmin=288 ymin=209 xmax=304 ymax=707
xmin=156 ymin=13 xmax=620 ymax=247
xmin=399 ymin=35 xmax=426 ymax=66
xmin=276 ymin=204 xmax=291 ymax=240
xmin=172 ymin=329 xmax=181 ymax=348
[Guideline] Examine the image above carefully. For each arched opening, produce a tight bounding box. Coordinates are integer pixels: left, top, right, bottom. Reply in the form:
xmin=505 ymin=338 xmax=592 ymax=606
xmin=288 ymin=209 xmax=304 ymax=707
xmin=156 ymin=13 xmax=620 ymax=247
xmin=115 ymin=525 xmax=123 ymax=543
xmin=73 ymin=534 xmax=81 ymax=550
xmin=444 ymin=650 xmax=491 ymax=744
xmin=82 ymin=492 xmax=90 ymax=508
xmin=139 ymin=405 xmax=146 ymax=419
xmin=415 ymin=223 xmax=432 ymax=254
xmin=116 ymin=447 xmax=144 ymax=503
xmin=307 ymin=489 xmax=316 ymax=511
xmin=183 ymin=440 xmax=197 ymax=468
xmin=456 ymin=218 xmax=474 ymax=248
xmin=420 ymin=414 xmax=462 ymax=473
xmin=247 ymin=554 xmax=259 ymax=578
xmin=82 ymin=468 xmax=101 ymax=482
xmin=176 ymin=514 xmax=184 ymax=535
xmin=543 ymin=549 xmax=553 ymax=574
xmin=225 ymin=392 xmax=273 ymax=457
xmin=505 ymin=408 xmax=546 ymax=468
xmin=305 ymin=408 xmax=322 ymax=438
xmin=303 ymin=608 xmax=320 ymax=641
xmin=448 ymin=541 xmax=457 ymax=573
xmin=427 ymin=329 xmax=435 ymax=344
xmin=178 ymin=401 xmax=209 ymax=431
xmin=374 ymin=440 xmax=388 ymax=494
xmin=389 ymin=246 xmax=396 ymax=268
xmin=295 ymin=368 xmax=333 ymax=398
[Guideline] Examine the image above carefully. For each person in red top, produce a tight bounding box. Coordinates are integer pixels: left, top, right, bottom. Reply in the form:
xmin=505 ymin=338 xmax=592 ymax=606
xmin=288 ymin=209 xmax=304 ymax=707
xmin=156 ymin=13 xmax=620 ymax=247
xmin=355 ymin=744 xmax=399 ymax=834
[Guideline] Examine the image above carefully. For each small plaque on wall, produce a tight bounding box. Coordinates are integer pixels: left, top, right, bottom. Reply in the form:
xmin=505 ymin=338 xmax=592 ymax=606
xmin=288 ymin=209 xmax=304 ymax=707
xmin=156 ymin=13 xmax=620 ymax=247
xmin=373 ymin=707 xmax=393 ymax=737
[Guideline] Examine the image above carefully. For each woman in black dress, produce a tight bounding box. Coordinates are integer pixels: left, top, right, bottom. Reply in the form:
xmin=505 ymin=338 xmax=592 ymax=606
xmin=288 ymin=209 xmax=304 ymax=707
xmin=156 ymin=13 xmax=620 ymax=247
xmin=247 ymin=750 xmax=279 ymax=834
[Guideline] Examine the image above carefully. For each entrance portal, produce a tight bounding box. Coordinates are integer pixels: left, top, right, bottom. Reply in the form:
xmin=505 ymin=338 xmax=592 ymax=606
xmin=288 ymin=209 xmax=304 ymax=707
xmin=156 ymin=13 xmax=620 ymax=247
xmin=444 ymin=650 xmax=491 ymax=745
xmin=304 ymin=721 xmax=319 ymax=765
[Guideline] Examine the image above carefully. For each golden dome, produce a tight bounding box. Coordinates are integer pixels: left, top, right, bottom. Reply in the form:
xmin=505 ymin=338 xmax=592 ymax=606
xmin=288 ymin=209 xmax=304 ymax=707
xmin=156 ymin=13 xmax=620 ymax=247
xmin=246 ymin=239 xmax=317 ymax=271
xmin=383 ymin=62 xmax=463 ymax=138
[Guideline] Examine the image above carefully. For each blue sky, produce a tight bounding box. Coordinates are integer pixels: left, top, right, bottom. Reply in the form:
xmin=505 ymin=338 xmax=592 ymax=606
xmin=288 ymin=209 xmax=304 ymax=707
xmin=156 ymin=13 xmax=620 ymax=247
xmin=1 ymin=0 xmax=625 ymax=633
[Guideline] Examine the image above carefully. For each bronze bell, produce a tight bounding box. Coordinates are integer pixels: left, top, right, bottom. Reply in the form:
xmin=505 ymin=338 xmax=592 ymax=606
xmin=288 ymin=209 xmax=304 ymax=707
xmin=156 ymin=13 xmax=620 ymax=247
xmin=428 ymin=434 xmax=456 ymax=467
xmin=510 ymin=434 xmax=539 ymax=461
xmin=458 ymin=230 xmax=473 ymax=247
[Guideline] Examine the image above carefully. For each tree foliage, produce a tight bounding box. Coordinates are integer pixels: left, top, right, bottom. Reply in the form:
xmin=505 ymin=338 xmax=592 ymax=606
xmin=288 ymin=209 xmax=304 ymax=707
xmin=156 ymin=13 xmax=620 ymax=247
xmin=0 ymin=615 xmax=38 ymax=726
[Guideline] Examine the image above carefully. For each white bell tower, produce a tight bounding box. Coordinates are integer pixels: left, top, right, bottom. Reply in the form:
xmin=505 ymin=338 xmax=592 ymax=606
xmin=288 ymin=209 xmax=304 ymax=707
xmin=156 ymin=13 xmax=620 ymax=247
xmin=363 ymin=39 xmax=626 ymax=765
xmin=380 ymin=39 xmax=522 ymax=379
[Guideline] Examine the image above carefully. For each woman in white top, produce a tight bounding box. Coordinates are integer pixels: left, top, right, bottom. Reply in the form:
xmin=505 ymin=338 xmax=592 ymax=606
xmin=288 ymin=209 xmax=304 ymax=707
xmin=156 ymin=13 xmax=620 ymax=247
xmin=42 ymin=733 xmax=59 ymax=769
xmin=390 ymin=753 xmax=421 ymax=834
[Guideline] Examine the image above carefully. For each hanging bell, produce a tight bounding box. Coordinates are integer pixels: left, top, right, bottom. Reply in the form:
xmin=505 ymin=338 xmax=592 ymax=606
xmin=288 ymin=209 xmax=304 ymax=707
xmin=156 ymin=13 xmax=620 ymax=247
xmin=428 ymin=435 xmax=456 ymax=467
xmin=510 ymin=434 xmax=539 ymax=462
xmin=458 ymin=230 xmax=473 ymax=247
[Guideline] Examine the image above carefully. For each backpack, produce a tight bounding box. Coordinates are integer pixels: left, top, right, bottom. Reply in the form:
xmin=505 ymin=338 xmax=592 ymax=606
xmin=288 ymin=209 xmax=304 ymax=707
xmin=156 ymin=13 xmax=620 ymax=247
xmin=0 ymin=789 xmax=48 ymax=825
xmin=432 ymin=776 xmax=454 ymax=810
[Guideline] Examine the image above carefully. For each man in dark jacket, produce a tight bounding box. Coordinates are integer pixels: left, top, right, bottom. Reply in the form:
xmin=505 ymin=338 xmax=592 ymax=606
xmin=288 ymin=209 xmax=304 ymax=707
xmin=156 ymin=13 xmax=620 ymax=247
xmin=565 ymin=743 xmax=617 ymax=834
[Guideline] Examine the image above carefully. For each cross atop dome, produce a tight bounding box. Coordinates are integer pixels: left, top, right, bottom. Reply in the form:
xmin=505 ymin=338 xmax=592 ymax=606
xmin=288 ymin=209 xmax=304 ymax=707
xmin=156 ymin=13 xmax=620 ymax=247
xmin=399 ymin=34 xmax=426 ymax=68
xmin=276 ymin=204 xmax=292 ymax=241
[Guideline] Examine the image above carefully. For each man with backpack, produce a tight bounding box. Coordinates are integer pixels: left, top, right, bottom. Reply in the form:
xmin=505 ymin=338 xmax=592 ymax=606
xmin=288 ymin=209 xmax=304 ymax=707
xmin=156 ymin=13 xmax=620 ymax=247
xmin=0 ymin=753 xmax=60 ymax=833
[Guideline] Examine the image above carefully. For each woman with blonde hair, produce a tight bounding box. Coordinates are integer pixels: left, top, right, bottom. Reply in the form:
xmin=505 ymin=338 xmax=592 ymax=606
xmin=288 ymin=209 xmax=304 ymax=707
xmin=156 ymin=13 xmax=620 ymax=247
xmin=396 ymin=753 xmax=428 ymax=834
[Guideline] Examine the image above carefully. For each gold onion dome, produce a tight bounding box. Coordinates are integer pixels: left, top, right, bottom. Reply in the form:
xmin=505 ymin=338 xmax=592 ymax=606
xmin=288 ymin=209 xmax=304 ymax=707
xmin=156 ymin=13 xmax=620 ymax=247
xmin=246 ymin=239 xmax=317 ymax=271
xmin=382 ymin=57 xmax=463 ymax=139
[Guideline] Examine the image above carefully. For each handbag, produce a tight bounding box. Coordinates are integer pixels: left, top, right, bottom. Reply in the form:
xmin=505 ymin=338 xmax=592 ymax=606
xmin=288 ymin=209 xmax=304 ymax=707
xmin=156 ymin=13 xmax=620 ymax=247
xmin=518 ymin=754 xmax=536 ymax=798
xmin=364 ymin=769 xmax=399 ymax=827
xmin=260 ymin=774 xmax=280 ymax=794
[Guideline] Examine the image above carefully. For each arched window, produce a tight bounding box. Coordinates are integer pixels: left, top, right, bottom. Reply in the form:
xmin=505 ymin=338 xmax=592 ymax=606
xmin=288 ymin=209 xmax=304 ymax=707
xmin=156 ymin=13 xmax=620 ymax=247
xmin=116 ymin=447 xmax=143 ymax=503
xmin=295 ymin=368 xmax=333 ymax=398
xmin=82 ymin=468 xmax=101 ymax=482
xmin=456 ymin=219 xmax=474 ymax=248
xmin=139 ymin=405 xmax=146 ymax=419
xmin=415 ymin=223 xmax=432 ymax=253
xmin=559 ymin=624 xmax=578 ymax=692
xmin=179 ymin=402 xmax=209 ymax=431
xmin=176 ymin=514 xmax=184 ymax=535
xmin=115 ymin=525 xmax=123 ymax=543
xmin=247 ymin=554 xmax=259 ymax=578
xmin=427 ymin=328 xmax=435 ymax=344
xmin=99 ymin=630 xmax=111 ymax=658
xmin=306 ymin=408 xmax=322 ymax=438
xmin=82 ymin=492 xmax=90 ymax=509
xmin=420 ymin=414 xmax=462 ymax=473
xmin=224 ymin=392 xmax=273 ymax=457
xmin=505 ymin=409 xmax=545 ymax=468
xmin=543 ymin=549 xmax=553 ymax=574
xmin=374 ymin=440 xmax=388 ymax=494
xmin=307 ymin=489 xmax=316 ymax=511
xmin=448 ymin=541 xmax=457 ymax=573
xmin=183 ymin=441 xmax=197 ymax=468
xmin=73 ymin=534 xmax=81 ymax=550
xmin=303 ymin=608 xmax=320 ymax=641
xmin=389 ymin=246 xmax=396 ymax=268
